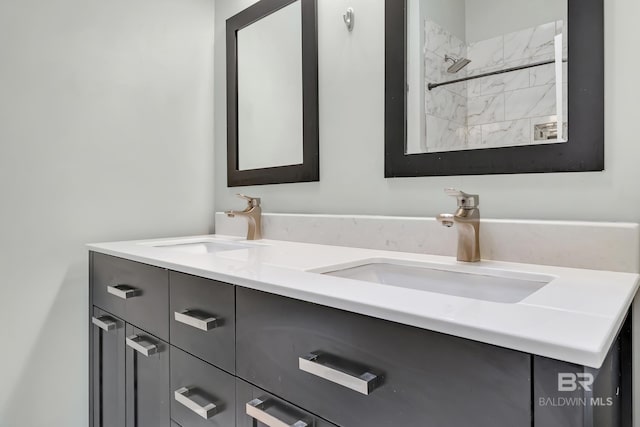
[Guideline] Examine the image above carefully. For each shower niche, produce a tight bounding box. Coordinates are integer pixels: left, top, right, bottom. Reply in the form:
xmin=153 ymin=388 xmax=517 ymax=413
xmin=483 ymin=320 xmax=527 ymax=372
xmin=386 ymin=0 xmax=603 ymax=177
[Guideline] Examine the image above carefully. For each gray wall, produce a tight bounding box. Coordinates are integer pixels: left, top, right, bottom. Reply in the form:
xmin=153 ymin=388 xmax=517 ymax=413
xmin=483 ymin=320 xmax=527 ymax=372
xmin=0 ymin=0 xmax=215 ymax=425
xmin=215 ymin=0 xmax=640 ymax=224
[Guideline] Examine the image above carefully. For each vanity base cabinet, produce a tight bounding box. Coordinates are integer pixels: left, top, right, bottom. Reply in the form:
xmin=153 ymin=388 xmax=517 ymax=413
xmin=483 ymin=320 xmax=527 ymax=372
xmin=91 ymin=307 xmax=126 ymax=427
xmin=125 ymin=325 xmax=171 ymax=427
xmin=236 ymin=287 xmax=532 ymax=427
xmin=89 ymin=252 xmax=631 ymax=427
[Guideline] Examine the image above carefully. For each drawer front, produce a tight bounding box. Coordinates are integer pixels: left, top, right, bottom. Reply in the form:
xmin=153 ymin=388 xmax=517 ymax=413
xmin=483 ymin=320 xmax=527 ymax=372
xmin=92 ymin=252 xmax=169 ymax=340
xmin=237 ymin=288 xmax=531 ymax=427
xmin=237 ymin=378 xmax=337 ymax=427
xmin=125 ymin=325 xmax=170 ymax=427
xmin=169 ymin=272 xmax=235 ymax=372
xmin=170 ymin=346 xmax=236 ymax=427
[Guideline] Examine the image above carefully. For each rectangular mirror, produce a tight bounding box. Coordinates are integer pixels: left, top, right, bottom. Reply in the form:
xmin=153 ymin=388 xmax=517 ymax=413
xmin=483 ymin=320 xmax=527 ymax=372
xmin=227 ymin=0 xmax=318 ymax=187
xmin=386 ymin=0 xmax=603 ymax=177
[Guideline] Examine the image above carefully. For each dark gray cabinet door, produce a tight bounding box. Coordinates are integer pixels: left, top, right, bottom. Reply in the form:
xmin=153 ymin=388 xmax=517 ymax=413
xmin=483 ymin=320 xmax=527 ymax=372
xmin=170 ymin=346 xmax=236 ymax=427
xmin=237 ymin=379 xmax=337 ymax=427
xmin=236 ymin=288 xmax=531 ymax=427
xmin=92 ymin=252 xmax=169 ymax=340
xmin=91 ymin=307 xmax=126 ymax=427
xmin=169 ymin=271 xmax=235 ymax=372
xmin=125 ymin=324 xmax=170 ymax=427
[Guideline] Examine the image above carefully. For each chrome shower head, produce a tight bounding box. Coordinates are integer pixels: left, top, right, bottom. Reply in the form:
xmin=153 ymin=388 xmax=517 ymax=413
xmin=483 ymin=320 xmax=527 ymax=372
xmin=444 ymin=54 xmax=471 ymax=73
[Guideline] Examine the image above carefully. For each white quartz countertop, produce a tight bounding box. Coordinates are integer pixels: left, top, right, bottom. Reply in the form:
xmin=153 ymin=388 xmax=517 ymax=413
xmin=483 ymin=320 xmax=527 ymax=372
xmin=87 ymin=234 xmax=640 ymax=368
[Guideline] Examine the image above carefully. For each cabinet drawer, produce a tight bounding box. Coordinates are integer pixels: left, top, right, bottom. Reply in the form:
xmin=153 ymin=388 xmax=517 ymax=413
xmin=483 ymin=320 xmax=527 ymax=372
xmin=92 ymin=252 xmax=169 ymax=340
xmin=169 ymin=272 xmax=235 ymax=372
xmin=237 ymin=378 xmax=337 ymax=427
xmin=170 ymin=346 xmax=236 ymax=427
xmin=237 ymin=288 xmax=531 ymax=427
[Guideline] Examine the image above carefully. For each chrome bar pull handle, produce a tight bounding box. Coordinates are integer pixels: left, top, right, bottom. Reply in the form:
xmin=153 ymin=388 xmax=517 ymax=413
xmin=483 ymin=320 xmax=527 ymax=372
xmin=298 ymin=352 xmax=380 ymax=395
xmin=107 ymin=285 xmax=140 ymax=300
xmin=246 ymin=399 xmax=308 ymax=427
xmin=91 ymin=316 xmax=117 ymax=332
xmin=174 ymin=310 xmax=218 ymax=332
xmin=126 ymin=335 xmax=158 ymax=357
xmin=174 ymin=387 xmax=218 ymax=419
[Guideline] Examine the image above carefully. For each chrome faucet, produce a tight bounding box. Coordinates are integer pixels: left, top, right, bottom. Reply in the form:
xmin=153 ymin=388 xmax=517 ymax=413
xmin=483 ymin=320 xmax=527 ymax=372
xmin=436 ymin=188 xmax=481 ymax=262
xmin=225 ymin=194 xmax=262 ymax=240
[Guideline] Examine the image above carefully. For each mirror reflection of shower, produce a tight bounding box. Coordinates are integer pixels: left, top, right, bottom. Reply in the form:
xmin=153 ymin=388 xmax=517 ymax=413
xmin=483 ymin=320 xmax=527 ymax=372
xmin=444 ymin=55 xmax=471 ymax=73
xmin=405 ymin=0 xmax=568 ymax=155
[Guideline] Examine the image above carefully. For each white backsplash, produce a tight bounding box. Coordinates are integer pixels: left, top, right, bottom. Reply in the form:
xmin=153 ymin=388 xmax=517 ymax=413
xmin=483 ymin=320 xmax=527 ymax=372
xmin=215 ymin=213 xmax=640 ymax=274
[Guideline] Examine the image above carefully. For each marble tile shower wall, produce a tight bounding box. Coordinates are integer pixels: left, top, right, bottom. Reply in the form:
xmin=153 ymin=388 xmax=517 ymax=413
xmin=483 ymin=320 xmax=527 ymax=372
xmin=424 ymin=20 xmax=568 ymax=152
xmin=424 ymin=21 xmax=468 ymax=152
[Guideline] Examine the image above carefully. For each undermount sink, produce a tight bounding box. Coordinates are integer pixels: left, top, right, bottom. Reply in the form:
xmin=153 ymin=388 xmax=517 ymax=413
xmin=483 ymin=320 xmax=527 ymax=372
xmin=146 ymin=239 xmax=259 ymax=255
xmin=321 ymin=260 xmax=553 ymax=303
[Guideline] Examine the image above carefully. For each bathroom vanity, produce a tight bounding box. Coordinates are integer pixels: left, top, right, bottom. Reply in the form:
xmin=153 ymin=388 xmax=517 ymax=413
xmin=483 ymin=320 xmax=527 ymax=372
xmin=88 ymin=227 xmax=637 ymax=427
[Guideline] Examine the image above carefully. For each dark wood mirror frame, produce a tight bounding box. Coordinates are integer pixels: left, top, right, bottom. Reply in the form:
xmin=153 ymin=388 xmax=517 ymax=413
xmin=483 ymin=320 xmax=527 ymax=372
xmin=227 ymin=0 xmax=319 ymax=187
xmin=385 ymin=0 xmax=604 ymax=177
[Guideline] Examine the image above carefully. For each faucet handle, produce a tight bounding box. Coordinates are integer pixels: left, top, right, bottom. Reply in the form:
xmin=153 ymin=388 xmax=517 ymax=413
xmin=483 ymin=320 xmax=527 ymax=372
xmin=444 ymin=188 xmax=479 ymax=209
xmin=236 ymin=194 xmax=261 ymax=208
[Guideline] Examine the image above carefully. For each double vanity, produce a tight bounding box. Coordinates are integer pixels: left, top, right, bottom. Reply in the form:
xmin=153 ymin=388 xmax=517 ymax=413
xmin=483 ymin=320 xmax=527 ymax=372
xmin=88 ymin=213 xmax=639 ymax=427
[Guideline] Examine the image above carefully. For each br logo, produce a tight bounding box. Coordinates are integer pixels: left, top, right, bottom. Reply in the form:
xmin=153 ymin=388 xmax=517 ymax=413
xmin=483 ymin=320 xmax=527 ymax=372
xmin=558 ymin=373 xmax=594 ymax=392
